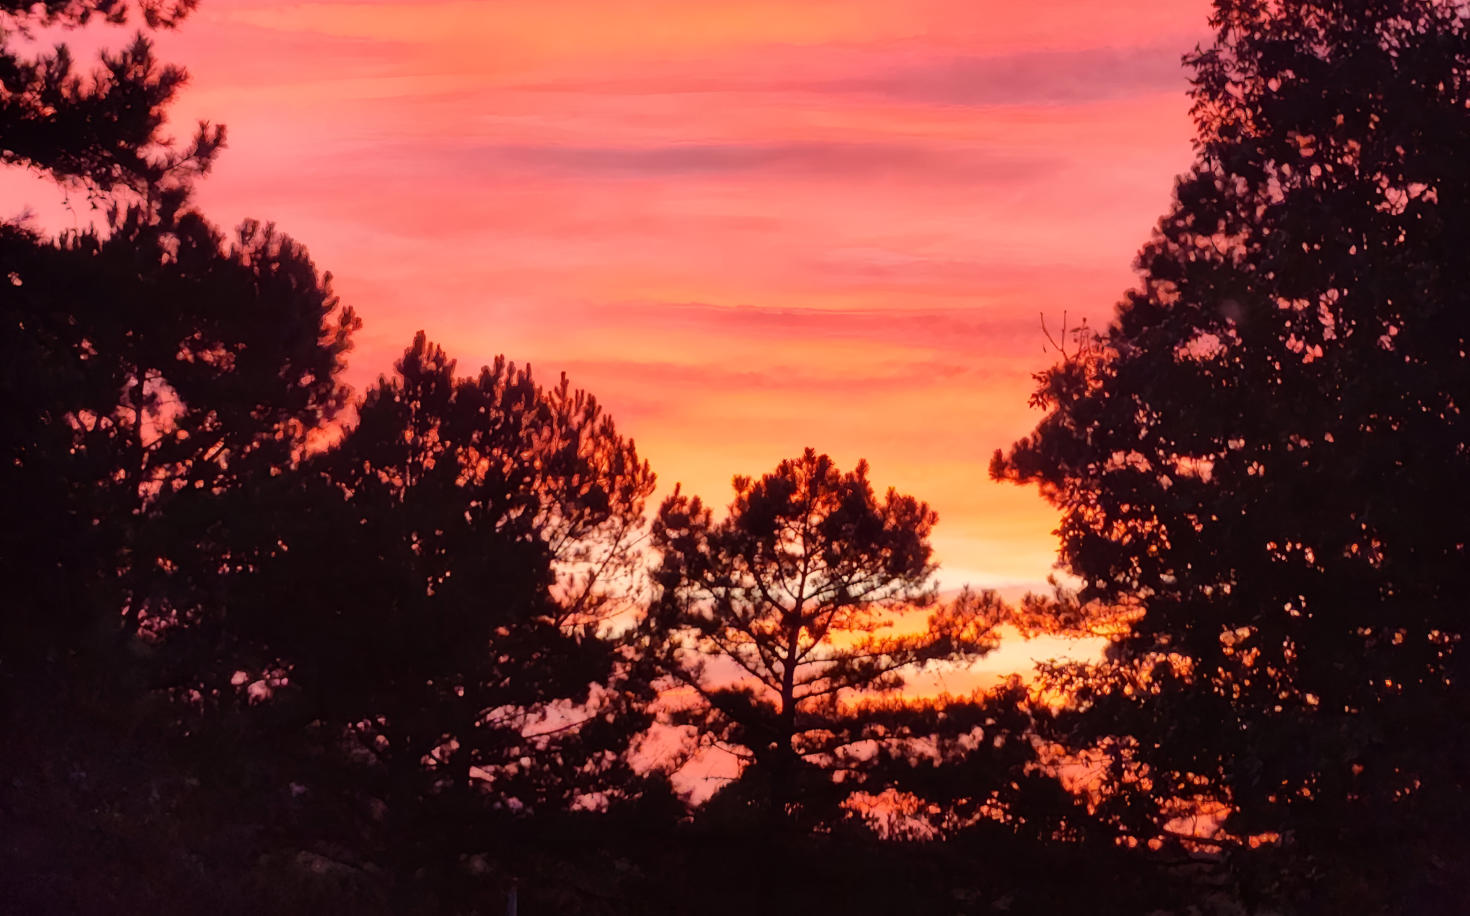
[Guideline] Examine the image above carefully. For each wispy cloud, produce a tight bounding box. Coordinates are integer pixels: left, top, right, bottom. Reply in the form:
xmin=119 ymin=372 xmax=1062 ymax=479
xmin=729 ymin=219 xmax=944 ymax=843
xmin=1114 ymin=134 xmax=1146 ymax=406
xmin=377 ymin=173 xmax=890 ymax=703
xmin=824 ymin=44 xmax=1190 ymax=106
xmin=514 ymin=42 xmax=1190 ymax=107
xmin=454 ymin=141 xmax=1057 ymax=181
xmin=553 ymin=301 xmax=1031 ymax=349
xmin=143 ymin=0 xmax=1215 ymax=591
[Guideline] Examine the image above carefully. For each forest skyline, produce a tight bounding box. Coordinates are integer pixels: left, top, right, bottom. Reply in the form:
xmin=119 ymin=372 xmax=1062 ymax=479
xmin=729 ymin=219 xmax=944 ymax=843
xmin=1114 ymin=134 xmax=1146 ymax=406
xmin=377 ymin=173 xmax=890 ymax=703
xmin=6 ymin=0 xmax=1468 ymax=911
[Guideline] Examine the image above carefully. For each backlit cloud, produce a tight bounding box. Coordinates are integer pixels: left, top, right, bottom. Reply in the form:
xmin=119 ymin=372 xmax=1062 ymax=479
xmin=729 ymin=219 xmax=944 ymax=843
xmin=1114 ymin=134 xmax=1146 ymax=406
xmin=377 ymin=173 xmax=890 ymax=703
xmin=109 ymin=0 xmax=1220 ymax=595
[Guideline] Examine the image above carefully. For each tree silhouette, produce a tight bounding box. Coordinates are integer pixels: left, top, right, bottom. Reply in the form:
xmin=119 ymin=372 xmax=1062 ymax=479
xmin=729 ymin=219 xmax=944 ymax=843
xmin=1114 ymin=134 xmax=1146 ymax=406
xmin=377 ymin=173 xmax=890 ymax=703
xmin=1 ymin=198 xmax=357 ymax=663
xmin=0 ymin=0 xmax=222 ymax=191
xmin=994 ymin=0 xmax=1470 ymax=908
xmin=232 ymin=334 xmax=656 ymax=906
xmin=0 ymin=6 xmax=365 ymax=909
xmin=650 ymin=448 xmax=1003 ymax=825
xmin=0 ymin=0 xmax=349 ymax=663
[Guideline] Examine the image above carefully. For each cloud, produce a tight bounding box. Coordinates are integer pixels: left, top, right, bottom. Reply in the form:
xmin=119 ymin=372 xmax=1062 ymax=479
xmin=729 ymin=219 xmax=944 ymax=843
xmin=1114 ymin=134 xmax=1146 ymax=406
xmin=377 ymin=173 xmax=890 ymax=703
xmin=818 ymin=44 xmax=1190 ymax=107
xmin=512 ymin=41 xmax=1190 ymax=108
xmin=570 ymin=301 xmax=1030 ymax=349
xmin=152 ymin=0 xmax=1206 ymax=594
xmin=557 ymin=355 xmax=981 ymax=395
xmin=158 ymin=20 xmax=408 ymax=88
xmin=438 ymin=141 xmax=1057 ymax=182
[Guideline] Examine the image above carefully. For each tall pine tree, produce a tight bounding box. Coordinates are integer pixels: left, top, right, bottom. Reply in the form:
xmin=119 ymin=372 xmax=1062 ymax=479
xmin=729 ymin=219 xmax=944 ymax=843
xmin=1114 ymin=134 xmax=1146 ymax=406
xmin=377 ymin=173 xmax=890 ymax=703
xmin=995 ymin=0 xmax=1470 ymax=909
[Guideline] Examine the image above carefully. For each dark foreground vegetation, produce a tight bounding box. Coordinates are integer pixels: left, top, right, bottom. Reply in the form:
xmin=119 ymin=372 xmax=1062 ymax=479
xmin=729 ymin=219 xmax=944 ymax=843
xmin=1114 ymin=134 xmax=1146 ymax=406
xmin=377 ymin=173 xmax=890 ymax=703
xmin=3 ymin=0 xmax=1468 ymax=912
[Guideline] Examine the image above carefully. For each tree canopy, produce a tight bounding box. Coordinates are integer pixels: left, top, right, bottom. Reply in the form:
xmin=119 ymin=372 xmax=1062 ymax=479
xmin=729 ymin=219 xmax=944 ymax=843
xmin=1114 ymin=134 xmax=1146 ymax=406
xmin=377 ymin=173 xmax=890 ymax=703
xmin=225 ymin=333 xmax=657 ymax=907
xmin=650 ymin=449 xmax=1004 ymax=824
xmin=0 ymin=0 xmax=352 ymax=663
xmin=994 ymin=0 xmax=1470 ymax=909
xmin=1 ymin=196 xmax=358 ymax=664
xmin=0 ymin=0 xmax=222 ymax=190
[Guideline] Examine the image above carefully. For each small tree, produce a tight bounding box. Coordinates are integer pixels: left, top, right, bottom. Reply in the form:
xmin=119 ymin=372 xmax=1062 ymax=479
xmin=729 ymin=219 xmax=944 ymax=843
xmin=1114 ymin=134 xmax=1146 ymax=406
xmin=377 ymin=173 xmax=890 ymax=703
xmin=650 ymin=448 xmax=1003 ymax=823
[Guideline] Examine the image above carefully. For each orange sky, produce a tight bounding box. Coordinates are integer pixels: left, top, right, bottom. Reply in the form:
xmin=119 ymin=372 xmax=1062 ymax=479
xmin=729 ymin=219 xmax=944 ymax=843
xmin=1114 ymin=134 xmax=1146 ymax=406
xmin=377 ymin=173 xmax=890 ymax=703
xmin=19 ymin=0 xmax=1213 ymax=593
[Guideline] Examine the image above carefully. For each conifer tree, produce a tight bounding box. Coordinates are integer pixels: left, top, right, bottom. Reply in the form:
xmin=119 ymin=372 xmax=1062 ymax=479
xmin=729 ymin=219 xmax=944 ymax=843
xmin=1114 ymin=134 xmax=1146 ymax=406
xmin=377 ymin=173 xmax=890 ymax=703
xmin=0 ymin=0 xmax=222 ymax=190
xmin=994 ymin=0 xmax=1470 ymax=907
xmin=651 ymin=449 xmax=1003 ymax=824
xmin=234 ymin=334 xmax=656 ymax=906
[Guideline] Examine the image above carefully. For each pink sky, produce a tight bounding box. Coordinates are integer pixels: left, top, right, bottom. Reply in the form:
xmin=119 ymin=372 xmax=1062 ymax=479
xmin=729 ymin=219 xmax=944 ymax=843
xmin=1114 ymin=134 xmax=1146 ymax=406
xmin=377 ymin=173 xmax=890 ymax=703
xmin=19 ymin=0 xmax=1213 ymax=592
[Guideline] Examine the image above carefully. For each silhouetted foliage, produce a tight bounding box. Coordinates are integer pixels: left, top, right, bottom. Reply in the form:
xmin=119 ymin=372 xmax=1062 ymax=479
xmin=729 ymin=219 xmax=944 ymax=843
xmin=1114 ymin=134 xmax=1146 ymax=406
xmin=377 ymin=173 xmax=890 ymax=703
xmin=0 ymin=0 xmax=352 ymax=665
xmin=833 ymin=680 xmax=1098 ymax=850
xmin=23 ymin=0 xmax=1461 ymax=910
xmin=229 ymin=334 xmax=657 ymax=908
xmin=0 ymin=5 xmax=363 ymax=912
xmin=0 ymin=197 xmax=357 ymax=666
xmin=650 ymin=448 xmax=1004 ymax=826
xmin=0 ymin=0 xmax=222 ymax=191
xmin=994 ymin=0 xmax=1470 ymax=909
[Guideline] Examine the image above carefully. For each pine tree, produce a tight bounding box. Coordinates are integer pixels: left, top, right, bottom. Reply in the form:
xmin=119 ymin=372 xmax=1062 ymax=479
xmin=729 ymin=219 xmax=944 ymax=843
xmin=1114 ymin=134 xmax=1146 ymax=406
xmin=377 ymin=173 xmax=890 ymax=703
xmin=233 ymin=334 xmax=656 ymax=906
xmin=0 ymin=0 xmax=222 ymax=190
xmin=651 ymin=448 xmax=1003 ymax=825
xmin=994 ymin=0 xmax=1470 ymax=908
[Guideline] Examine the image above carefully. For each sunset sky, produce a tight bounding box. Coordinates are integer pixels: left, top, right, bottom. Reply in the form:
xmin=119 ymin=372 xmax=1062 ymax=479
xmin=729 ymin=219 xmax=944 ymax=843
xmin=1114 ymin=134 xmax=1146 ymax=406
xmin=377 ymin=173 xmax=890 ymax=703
xmin=26 ymin=0 xmax=1213 ymax=593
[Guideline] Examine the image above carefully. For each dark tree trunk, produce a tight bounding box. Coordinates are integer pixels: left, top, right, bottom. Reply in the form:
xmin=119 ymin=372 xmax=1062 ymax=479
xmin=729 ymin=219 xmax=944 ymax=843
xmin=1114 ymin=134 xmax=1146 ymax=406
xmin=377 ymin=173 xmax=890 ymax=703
xmin=771 ymin=621 xmax=801 ymax=824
